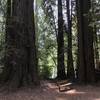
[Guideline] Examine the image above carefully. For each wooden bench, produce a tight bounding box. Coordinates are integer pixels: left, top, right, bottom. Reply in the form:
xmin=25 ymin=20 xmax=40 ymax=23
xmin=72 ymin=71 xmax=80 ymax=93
xmin=56 ymin=80 xmax=72 ymax=92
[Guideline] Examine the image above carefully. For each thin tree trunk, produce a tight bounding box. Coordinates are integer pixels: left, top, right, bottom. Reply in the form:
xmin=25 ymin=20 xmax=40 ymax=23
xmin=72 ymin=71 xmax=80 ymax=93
xmin=66 ymin=0 xmax=75 ymax=80
xmin=57 ymin=0 xmax=66 ymax=79
xmin=93 ymin=26 xmax=99 ymax=69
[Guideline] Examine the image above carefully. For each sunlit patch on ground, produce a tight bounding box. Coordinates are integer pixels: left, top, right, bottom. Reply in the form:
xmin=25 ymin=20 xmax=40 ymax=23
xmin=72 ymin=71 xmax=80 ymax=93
xmin=65 ymin=89 xmax=85 ymax=94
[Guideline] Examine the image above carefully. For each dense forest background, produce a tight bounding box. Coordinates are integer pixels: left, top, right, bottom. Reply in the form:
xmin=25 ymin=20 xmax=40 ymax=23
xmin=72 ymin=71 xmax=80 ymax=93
xmin=0 ymin=0 xmax=100 ymax=89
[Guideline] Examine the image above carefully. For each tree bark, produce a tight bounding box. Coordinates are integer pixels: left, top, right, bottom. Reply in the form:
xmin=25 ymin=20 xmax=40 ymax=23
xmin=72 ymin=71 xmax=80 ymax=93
xmin=93 ymin=26 xmax=99 ymax=69
xmin=66 ymin=0 xmax=75 ymax=80
xmin=76 ymin=0 xmax=95 ymax=83
xmin=57 ymin=0 xmax=66 ymax=79
xmin=1 ymin=0 xmax=39 ymax=88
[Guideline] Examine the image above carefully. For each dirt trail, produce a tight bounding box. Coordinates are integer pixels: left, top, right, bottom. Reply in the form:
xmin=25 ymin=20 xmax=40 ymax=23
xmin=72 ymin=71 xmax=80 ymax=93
xmin=0 ymin=81 xmax=100 ymax=100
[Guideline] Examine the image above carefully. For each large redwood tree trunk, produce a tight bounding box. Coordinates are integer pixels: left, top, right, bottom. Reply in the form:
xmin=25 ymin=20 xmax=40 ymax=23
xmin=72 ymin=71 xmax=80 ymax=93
xmin=76 ymin=0 xmax=95 ymax=83
xmin=1 ymin=0 xmax=39 ymax=88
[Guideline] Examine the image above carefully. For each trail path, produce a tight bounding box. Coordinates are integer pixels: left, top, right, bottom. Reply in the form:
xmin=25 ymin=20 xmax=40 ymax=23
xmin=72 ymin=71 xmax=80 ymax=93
xmin=0 ymin=80 xmax=100 ymax=100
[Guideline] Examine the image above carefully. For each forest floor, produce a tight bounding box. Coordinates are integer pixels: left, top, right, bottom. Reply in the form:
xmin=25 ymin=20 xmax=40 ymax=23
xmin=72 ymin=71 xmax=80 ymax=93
xmin=0 ymin=80 xmax=100 ymax=100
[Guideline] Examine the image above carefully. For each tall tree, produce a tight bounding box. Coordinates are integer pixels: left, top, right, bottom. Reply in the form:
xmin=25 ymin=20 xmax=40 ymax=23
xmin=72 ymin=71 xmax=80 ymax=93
xmin=76 ymin=0 xmax=95 ymax=83
xmin=1 ymin=0 xmax=39 ymax=88
xmin=57 ymin=0 xmax=66 ymax=79
xmin=66 ymin=0 xmax=75 ymax=80
xmin=94 ymin=26 xmax=99 ymax=69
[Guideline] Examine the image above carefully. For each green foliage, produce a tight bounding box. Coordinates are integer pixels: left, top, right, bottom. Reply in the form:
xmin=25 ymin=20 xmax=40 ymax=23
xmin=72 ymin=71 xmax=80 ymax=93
xmin=34 ymin=1 xmax=57 ymax=79
xmin=40 ymin=65 xmax=52 ymax=79
xmin=88 ymin=0 xmax=100 ymax=29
